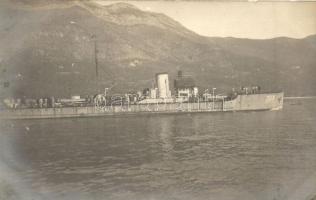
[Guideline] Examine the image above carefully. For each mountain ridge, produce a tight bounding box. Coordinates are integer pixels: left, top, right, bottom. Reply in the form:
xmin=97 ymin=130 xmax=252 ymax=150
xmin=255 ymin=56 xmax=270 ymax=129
xmin=0 ymin=2 xmax=315 ymax=98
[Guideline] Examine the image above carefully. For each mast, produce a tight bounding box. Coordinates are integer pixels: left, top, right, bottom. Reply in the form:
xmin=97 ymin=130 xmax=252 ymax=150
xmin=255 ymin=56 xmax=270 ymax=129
xmin=92 ymin=34 xmax=99 ymax=94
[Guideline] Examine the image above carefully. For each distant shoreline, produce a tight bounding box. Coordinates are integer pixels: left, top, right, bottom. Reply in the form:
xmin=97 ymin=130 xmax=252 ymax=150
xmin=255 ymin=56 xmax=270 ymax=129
xmin=284 ymin=96 xmax=316 ymax=99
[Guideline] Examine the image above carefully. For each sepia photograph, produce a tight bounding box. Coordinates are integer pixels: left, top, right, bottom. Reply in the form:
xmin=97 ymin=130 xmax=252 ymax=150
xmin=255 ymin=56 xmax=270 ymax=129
xmin=0 ymin=0 xmax=316 ymax=199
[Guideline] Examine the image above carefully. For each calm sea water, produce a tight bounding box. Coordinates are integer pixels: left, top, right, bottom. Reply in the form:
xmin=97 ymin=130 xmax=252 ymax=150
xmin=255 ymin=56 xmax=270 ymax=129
xmin=1 ymin=99 xmax=316 ymax=200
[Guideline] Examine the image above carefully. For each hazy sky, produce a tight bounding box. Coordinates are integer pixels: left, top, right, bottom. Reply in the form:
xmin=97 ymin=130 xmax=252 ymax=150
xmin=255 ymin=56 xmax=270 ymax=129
xmin=97 ymin=1 xmax=316 ymax=39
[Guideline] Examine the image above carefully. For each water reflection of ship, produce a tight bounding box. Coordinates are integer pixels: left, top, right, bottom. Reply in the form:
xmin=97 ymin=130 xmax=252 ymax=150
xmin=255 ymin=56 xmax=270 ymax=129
xmin=159 ymin=117 xmax=175 ymax=161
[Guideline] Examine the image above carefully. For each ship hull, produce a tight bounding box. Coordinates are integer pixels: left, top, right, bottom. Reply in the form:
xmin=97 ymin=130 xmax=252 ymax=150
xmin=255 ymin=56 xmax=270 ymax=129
xmin=0 ymin=92 xmax=284 ymax=119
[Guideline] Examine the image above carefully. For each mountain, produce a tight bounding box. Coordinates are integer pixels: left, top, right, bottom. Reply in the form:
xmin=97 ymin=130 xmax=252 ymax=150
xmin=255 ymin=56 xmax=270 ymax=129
xmin=0 ymin=1 xmax=315 ymax=98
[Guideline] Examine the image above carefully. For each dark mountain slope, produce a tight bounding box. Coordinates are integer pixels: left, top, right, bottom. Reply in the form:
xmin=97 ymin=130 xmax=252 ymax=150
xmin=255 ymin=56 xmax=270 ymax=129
xmin=0 ymin=1 xmax=315 ymax=98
